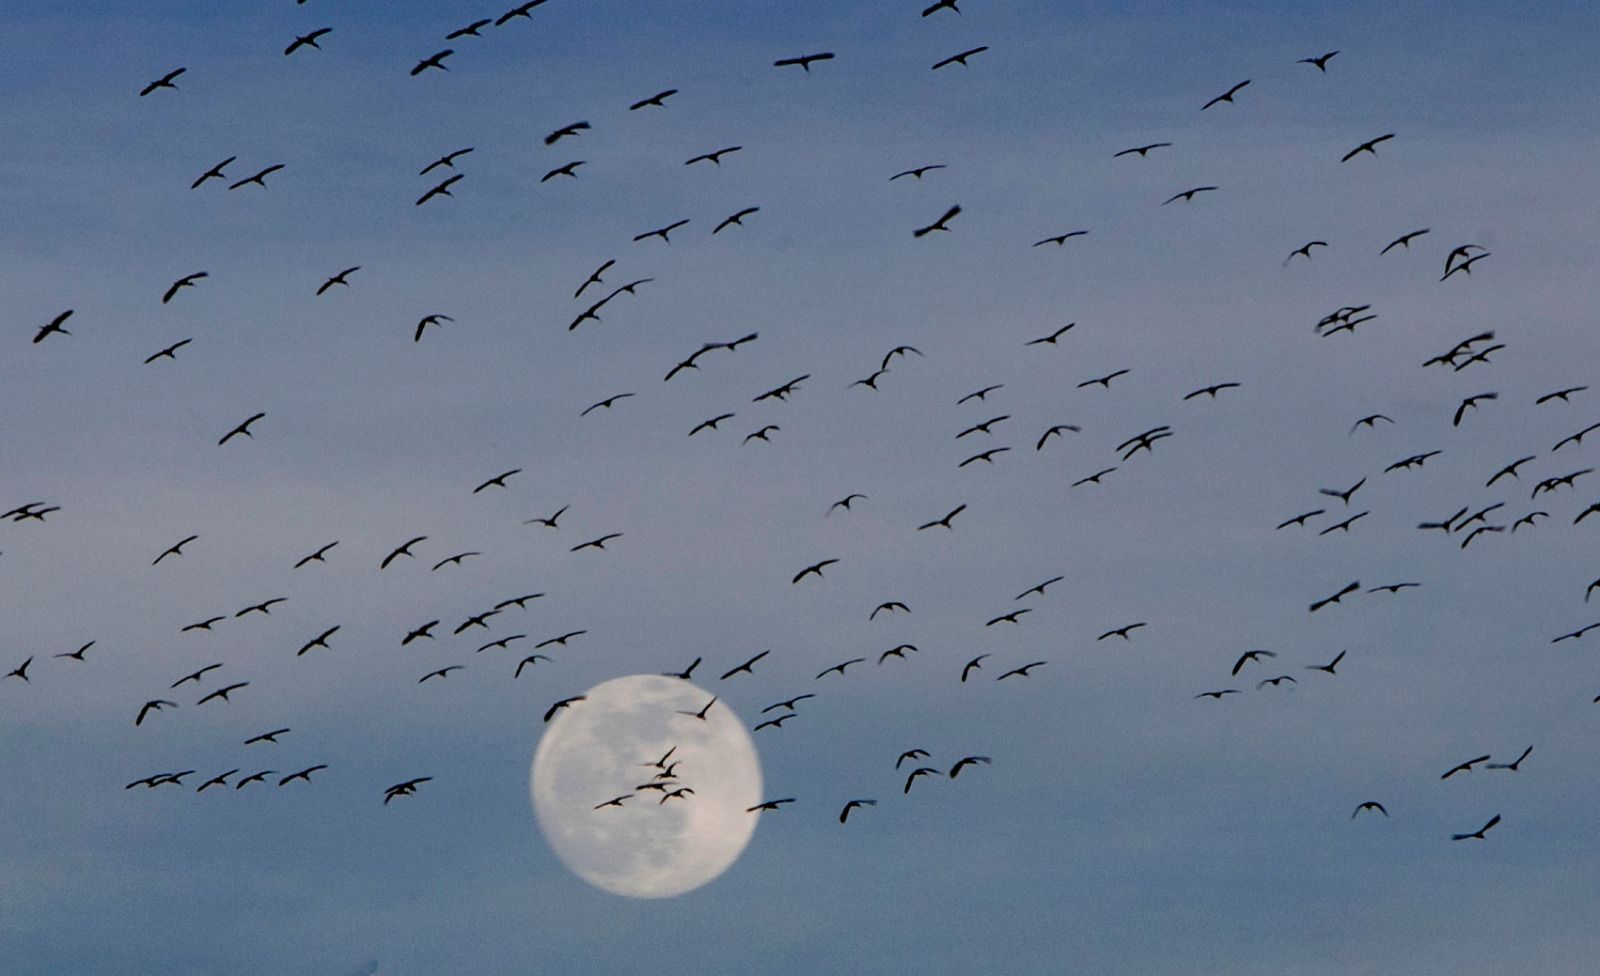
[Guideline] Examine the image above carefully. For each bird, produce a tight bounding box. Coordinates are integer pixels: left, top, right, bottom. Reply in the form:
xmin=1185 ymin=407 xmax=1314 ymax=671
xmin=416 ymin=174 xmax=463 ymax=206
xmin=1441 ymin=755 xmax=1492 ymax=779
xmin=1350 ymin=414 xmax=1394 ymax=433
xmin=839 ymin=799 xmax=877 ymax=823
xmin=761 ymin=693 xmax=814 ymax=714
xmin=958 ymin=385 xmax=1003 ymax=403
xmin=593 ymin=795 xmax=631 ymax=810
xmin=170 ymin=663 xmax=222 ymax=687
xmin=1026 ymin=323 xmax=1076 ymax=346
xmin=959 ymin=447 xmax=1010 ymax=467
xmin=904 ymin=767 xmax=941 ymax=793
xmin=1098 ymin=622 xmax=1146 ymax=640
xmin=1298 ymin=51 xmax=1339 ymax=71
xmin=1114 ymin=142 xmax=1172 ymax=158
xmin=294 ymin=541 xmax=338 ymax=569
xmin=227 ymin=164 xmax=284 ymax=190
xmin=316 ymin=266 xmax=360 ymax=295
xmin=870 ymin=601 xmax=910 ymax=620
xmin=773 ymin=53 xmax=834 ymax=71
xmin=197 ymin=769 xmax=240 ymax=793
xmin=1033 ymin=231 xmax=1088 ymax=247
xmin=412 ymin=313 xmax=455 ymax=342
xmin=295 ymin=626 xmax=340 ymax=657
xmin=961 ymin=655 xmax=990 ymax=682
xmin=140 ymin=67 xmax=186 ymax=97
xmin=689 ymin=413 xmax=735 ymax=436
xmin=1231 ymin=650 xmax=1276 ymax=675
xmin=195 ymin=681 xmax=249 ymax=706
xmin=890 ymin=164 xmax=946 ymax=181
xmin=878 ymin=644 xmax=919 ymax=664
xmin=1553 ymin=422 xmax=1600 ymax=452
xmin=235 ymin=597 xmax=286 ymax=617
xmin=1257 ymin=675 xmax=1297 ymax=689
xmin=278 ymin=765 xmax=329 ymax=786
xmin=1341 ymin=133 xmax=1395 ymax=162
xmin=380 ymin=537 xmax=427 ymax=569
xmin=420 ymin=147 xmax=474 ymax=176
xmin=33 ymin=310 xmax=73 ymax=344
xmin=850 ymin=368 xmax=890 ymax=390
xmin=913 ymin=205 xmax=961 ymax=237
xmin=473 ymin=468 xmax=521 ymax=493
xmin=746 ymin=798 xmax=795 ymax=812
xmin=495 ymin=2 xmax=543 ymax=26
xmin=792 ymin=558 xmax=840 ymax=583
xmin=917 ymin=504 xmax=967 ymax=531
xmin=543 ymin=697 xmax=586 ymax=723
xmin=54 ymin=641 xmax=95 ymax=662
xmin=1351 ymin=801 xmax=1388 ymax=819
xmin=714 ymin=208 xmax=760 ymax=234
xmin=686 ymin=146 xmax=741 ymax=166
xmin=1015 ymin=576 xmax=1063 ymax=600
xmin=540 ymin=161 xmax=585 ymax=183
xmin=570 ymin=532 xmax=622 ymax=552
xmin=1368 ymin=583 xmax=1420 ymax=595
xmin=1486 ymin=455 xmax=1537 ymax=487
xmin=190 ymin=156 xmax=235 ymax=189
xmin=1079 ymin=368 xmax=1130 ymax=389
xmin=1283 ymin=242 xmax=1328 ymax=265
xmin=997 ymin=661 xmax=1046 ymax=680
xmin=662 ymin=658 xmax=701 ymax=680
xmin=452 ymin=609 xmax=500 ymax=634
xmin=896 ymin=752 xmax=929 ymax=773
xmin=135 ymin=700 xmax=176 ymax=726
xmin=152 ymin=534 xmax=198 ymax=566
xmin=446 ymin=19 xmax=493 ymax=40
xmin=401 ymin=621 xmax=438 ymax=646
xmin=1536 ymin=385 xmax=1588 ymax=405
xmin=1453 ymin=392 xmax=1497 ymax=426
xmin=217 ymin=413 xmax=265 ymax=445
xmin=1307 ymin=650 xmax=1347 ymax=675
xmin=633 ymin=219 xmax=691 ymax=243
xmin=544 ymin=121 xmax=590 ymax=145
xmin=524 ymin=505 xmax=568 ymax=528
xmin=182 ymin=616 xmax=226 ymax=633
xmin=244 ymin=729 xmax=290 ymax=746
xmin=987 ymin=609 xmax=1031 ymax=627
xmin=580 ymin=393 xmax=634 ymax=416
xmin=816 ymin=658 xmax=865 ymax=679
xmin=1163 ymin=186 xmax=1217 ymax=205
xmin=1201 ymin=79 xmax=1250 ymax=110
xmin=949 ymin=756 xmax=991 ymax=778
xmin=676 ymin=697 xmax=716 ymax=720
xmin=1552 ymin=623 xmax=1600 ymax=643
xmin=1380 ymin=228 xmax=1429 ymax=254
xmin=1486 ymin=746 xmax=1532 ymax=771
xmin=1184 ymin=382 xmax=1241 ymax=400
xmin=931 ymin=46 xmax=989 ymax=70
xmin=1320 ymin=478 xmax=1366 ymax=505
xmin=1442 ymin=252 xmax=1491 ymax=281
xmin=144 ymin=336 xmax=192 ymax=363
xmin=1194 ymin=690 xmax=1239 ymax=700
xmin=5 ymin=657 xmax=32 ymax=682
xmin=419 ymin=666 xmax=463 ymax=683
xmin=1451 ymin=814 xmax=1501 ymax=841
xmin=754 ymin=375 xmax=810 ymax=403
xmin=410 ymin=50 xmax=454 ymax=76
xmin=535 ymin=631 xmax=587 ymax=648
xmin=1072 ymin=468 xmax=1117 ymax=487
xmin=384 ymin=778 xmax=432 ymax=804
xmin=1310 ymin=581 xmax=1360 ymax=612
xmin=284 ymin=27 xmax=332 ymax=56
xmin=629 ymin=89 xmax=678 ymax=110
xmin=161 ymin=272 xmax=207 ymax=304
xmin=513 ymin=655 xmax=551 ymax=678
xmin=720 ymin=650 xmax=770 ymax=680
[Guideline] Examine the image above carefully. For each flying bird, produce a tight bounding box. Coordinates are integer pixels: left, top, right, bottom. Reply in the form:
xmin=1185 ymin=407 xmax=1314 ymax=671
xmin=1380 ymin=228 xmax=1429 ymax=254
xmin=161 ymin=272 xmax=208 ymax=304
xmin=152 ymin=534 xmax=198 ymax=566
xmin=284 ymin=27 xmax=332 ymax=56
xmin=227 ymin=164 xmax=284 ymax=190
xmin=686 ymin=146 xmax=741 ymax=166
xmin=544 ymin=121 xmax=590 ymax=145
xmin=773 ymin=53 xmax=834 ymax=71
xmin=917 ymin=504 xmax=966 ymax=531
xmin=1114 ymin=142 xmax=1172 ymax=158
xmin=380 ymin=537 xmax=427 ymax=569
xmin=190 ymin=156 xmax=235 ymax=189
xmin=913 ymin=205 xmax=961 ymax=237
xmin=410 ymin=50 xmax=454 ymax=76
xmin=446 ymin=19 xmax=493 ymax=40
xmin=1441 ymin=755 xmax=1492 ymax=779
xmin=217 ymin=412 xmax=265 ymax=446
xmin=140 ymin=67 xmax=186 ymax=96
xmin=932 ymin=46 xmax=989 ymax=70
xmin=890 ymin=164 xmax=946 ymax=181
xmin=1310 ymin=581 xmax=1361 ymax=612
xmin=541 ymin=161 xmax=585 ymax=182
xmin=792 ymin=558 xmax=839 ymax=584
xmin=633 ymin=219 xmax=691 ymax=243
xmin=629 ymin=89 xmax=678 ymax=110
xmin=1299 ymin=51 xmax=1339 ymax=71
xmin=416 ymin=174 xmax=463 ymax=206
xmin=1201 ymin=79 xmax=1250 ymax=110
xmin=473 ymin=468 xmax=521 ymax=493
xmin=420 ymin=147 xmax=474 ymax=175
xmin=1486 ymin=746 xmax=1533 ymax=771
xmin=1341 ymin=133 xmax=1395 ymax=162
xmin=996 ymin=661 xmax=1046 ymax=680
xmin=195 ymin=681 xmax=249 ymax=706
xmin=135 ymin=699 xmax=176 ymax=726
xmin=1033 ymin=231 xmax=1088 ymax=247
xmin=1162 ymin=186 xmax=1217 ymax=205
xmin=721 ymin=650 xmax=771 ymax=680
xmin=1451 ymin=814 xmax=1501 ymax=841
xmin=1351 ymin=801 xmax=1387 ymax=819
xmin=278 ymin=765 xmax=329 ymax=786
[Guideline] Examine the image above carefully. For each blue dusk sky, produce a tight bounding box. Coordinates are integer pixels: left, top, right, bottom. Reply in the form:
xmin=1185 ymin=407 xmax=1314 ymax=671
xmin=3 ymin=2 xmax=1599 ymax=974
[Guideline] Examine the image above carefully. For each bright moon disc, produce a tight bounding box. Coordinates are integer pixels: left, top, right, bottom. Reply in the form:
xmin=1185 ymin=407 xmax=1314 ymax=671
xmin=530 ymin=674 xmax=763 ymax=898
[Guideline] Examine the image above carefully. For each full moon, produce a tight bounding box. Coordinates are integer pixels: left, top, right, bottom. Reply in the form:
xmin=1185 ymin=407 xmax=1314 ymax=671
xmin=530 ymin=674 xmax=763 ymax=898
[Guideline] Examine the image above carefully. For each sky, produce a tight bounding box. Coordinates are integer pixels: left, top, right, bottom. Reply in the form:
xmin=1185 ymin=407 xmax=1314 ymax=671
xmin=4 ymin=1 xmax=1600 ymax=973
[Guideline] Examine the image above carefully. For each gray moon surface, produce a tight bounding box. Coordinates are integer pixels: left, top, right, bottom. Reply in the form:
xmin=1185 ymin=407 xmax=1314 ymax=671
xmin=530 ymin=674 xmax=763 ymax=898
